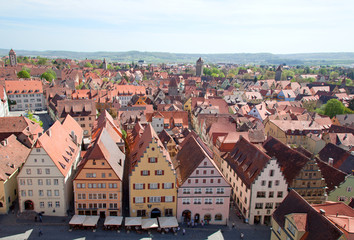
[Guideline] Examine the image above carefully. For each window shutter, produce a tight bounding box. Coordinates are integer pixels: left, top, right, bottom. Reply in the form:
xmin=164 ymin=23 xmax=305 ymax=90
xmin=133 ymin=197 xmax=135 ymax=203
xmin=148 ymin=184 xmax=150 ymax=189
xmin=143 ymin=197 xmax=146 ymax=203
xmin=148 ymin=158 xmax=151 ymax=163
xmin=147 ymin=197 xmax=150 ymax=203
xmin=143 ymin=184 xmax=145 ymax=189
xmin=157 ymin=183 xmax=160 ymax=189
xmin=156 ymin=158 xmax=158 ymax=163
xmin=172 ymin=183 xmax=174 ymax=189
xmin=161 ymin=196 xmax=165 ymax=202
xmin=148 ymin=171 xmax=150 ymax=176
xmin=140 ymin=171 xmax=143 ymax=176
xmin=162 ymin=183 xmax=165 ymax=189
xmin=173 ymin=196 xmax=175 ymax=202
xmin=133 ymin=184 xmax=136 ymax=189
xmin=162 ymin=170 xmax=164 ymax=175
xmin=155 ymin=170 xmax=157 ymax=175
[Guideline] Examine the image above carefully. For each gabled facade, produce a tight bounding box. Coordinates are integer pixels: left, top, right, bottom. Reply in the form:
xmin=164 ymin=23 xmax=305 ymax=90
xmin=73 ymin=111 xmax=125 ymax=217
xmin=129 ymin=124 xmax=177 ymax=218
xmin=174 ymin=135 xmax=231 ymax=225
xmin=221 ymin=137 xmax=288 ymax=225
xmin=0 ymin=85 xmax=9 ymax=117
xmin=327 ymin=175 xmax=354 ymax=205
xmin=17 ymin=115 xmax=83 ymax=216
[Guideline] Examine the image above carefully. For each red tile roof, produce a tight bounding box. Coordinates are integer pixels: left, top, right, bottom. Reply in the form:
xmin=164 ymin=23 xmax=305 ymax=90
xmin=5 ymin=79 xmax=43 ymax=94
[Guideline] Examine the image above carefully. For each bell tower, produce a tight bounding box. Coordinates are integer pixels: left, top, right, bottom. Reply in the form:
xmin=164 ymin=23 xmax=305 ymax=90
xmin=9 ymin=49 xmax=17 ymax=67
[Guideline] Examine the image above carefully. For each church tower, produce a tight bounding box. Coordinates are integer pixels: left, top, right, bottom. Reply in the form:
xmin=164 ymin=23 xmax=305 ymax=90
xmin=9 ymin=49 xmax=17 ymax=67
xmin=196 ymin=57 xmax=204 ymax=77
xmin=102 ymin=58 xmax=107 ymax=70
xmin=275 ymin=65 xmax=283 ymax=81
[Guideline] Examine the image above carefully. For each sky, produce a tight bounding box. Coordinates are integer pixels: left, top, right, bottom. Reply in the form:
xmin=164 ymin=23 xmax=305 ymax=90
xmin=0 ymin=0 xmax=353 ymax=54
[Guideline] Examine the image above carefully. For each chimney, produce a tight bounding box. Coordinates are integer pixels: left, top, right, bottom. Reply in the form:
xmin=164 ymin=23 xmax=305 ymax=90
xmin=320 ymin=209 xmax=326 ymax=215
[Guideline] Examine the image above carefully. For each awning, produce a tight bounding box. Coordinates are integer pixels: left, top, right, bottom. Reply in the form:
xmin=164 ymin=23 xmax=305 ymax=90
xmin=104 ymin=216 xmax=123 ymax=226
xmin=207 ymin=230 xmax=224 ymax=240
xmin=158 ymin=217 xmax=178 ymax=228
xmin=82 ymin=216 xmax=99 ymax=227
xmin=69 ymin=215 xmax=86 ymax=225
xmin=141 ymin=218 xmax=158 ymax=229
xmin=124 ymin=217 xmax=142 ymax=226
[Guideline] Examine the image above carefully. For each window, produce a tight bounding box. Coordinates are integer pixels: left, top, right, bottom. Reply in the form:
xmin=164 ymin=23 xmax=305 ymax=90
xmin=54 ymin=179 xmax=59 ymax=185
xmin=165 ymin=208 xmax=173 ymax=217
xmin=183 ymin=188 xmax=190 ymax=194
xmin=21 ymin=190 xmax=26 ymax=197
xmin=163 ymin=183 xmax=173 ymax=189
xmin=255 ymin=203 xmax=263 ymax=209
xmin=203 ymin=170 xmax=207 ymax=175
xmin=268 ymin=181 xmax=272 ymax=188
xmin=216 ymin=188 xmax=224 ymax=194
xmin=101 ymin=173 xmax=106 ymax=178
xmin=269 ymin=192 xmax=274 ymax=198
xmin=338 ymin=196 xmax=346 ymax=202
xmin=148 ymin=157 xmax=157 ymax=163
xmin=109 ymin=183 xmax=117 ymax=188
xmin=215 ymin=198 xmax=224 ymax=204
xmin=38 ymin=179 xmax=43 ymax=185
xmin=141 ymin=170 xmax=150 ymax=176
xmin=20 ymin=179 xmax=25 ymax=185
xmin=218 ymin=179 xmax=221 ymax=184
xmin=347 ymin=186 xmax=352 ymax=192
xmin=155 ymin=170 xmax=164 ymax=175
xmin=46 ymin=179 xmax=51 ymax=185
xmin=205 ymin=188 xmax=213 ymax=194
xmin=135 ymin=183 xmax=144 ymax=190
xmin=28 ymin=190 xmax=33 ymax=196
xmin=182 ymin=198 xmax=191 ymax=204
xmin=40 ymin=202 xmax=44 ymax=208
xmin=149 ymin=183 xmax=159 ymax=189
xmin=149 ymin=196 xmax=161 ymax=203
xmin=275 ymin=180 xmax=279 ymax=186
xmin=270 ymin=170 xmax=274 ymax=176
xmin=257 ymin=191 xmax=266 ymax=198
xmin=165 ymin=196 xmax=173 ymax=202
xmin=265 ymin=203 xmax=273 ymax=209
xmin=205 ymin=198 xmax=212 ymax=204
xmin=194 ymin=188 xmax=202 ymax=194
xmin=194 ymin=198 xmax=201 ymax=204
xmin=277 ymin=191 xmax=283 ymax=198
xmin=39 ymin=190 xmax=44 ymax=196
xmin=109 ymin=203 xmax=118 ymax=209
xmin=37 ymin=169 xmax=42 ymax=174
xmin=26 ymin=169 xmax=31 ymax=175
xmin=55 ymin=201 xmax=60 ymax=207
xmin=86 ymin=173 xmax=96 ymax=178
xmin=48 ymin=202 xmax=52 ymax=208
xmin=210 ymin=179 xmax=214 ymax=183
xmin=109 ymin=193 xmax=118 ymax=199
xmin=45 ymin=169 xmax=50 ymax=174
xmin=287 ymin=223 xmax=296 ymax=236
xmin=195 ymin=179 xmax=199 ymax=184
xmin=215 ymin=214 xmax=222 ymax=221
xmin=275 ymin=203 xmax=281 ymax=209
xmin=261 ymin=180 xmax=266 ymax=186
xmin=196 ymin=170 xmax=199 ymax=175
xmin=137 ymin=210 xmax=146 ymax=217
xmin=47 ymin=190 xmax=52 ymax=196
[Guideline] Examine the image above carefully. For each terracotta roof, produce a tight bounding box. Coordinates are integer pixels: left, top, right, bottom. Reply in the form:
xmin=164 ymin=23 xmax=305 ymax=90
xmin=0 ymin=135 xmax=31 ymax=180
xmin=269 ymin=119 xmax=322 ymax=132
xmin=225 ymin=137 xmax=271 ymax=188
xmin=5 ymin=79 xmax=43 ymax=94
xmin=263 ymin=136 xmax=309 ymax=185
xmin=335 ymin=114 xmax=354 ymax=128
xmin=272 ymin=190 xmax=344 ymax=240
xmin=158 ymin=129 xmax=174 ymax=145
xmin=36 ymin=115 xmax=83 ymax=177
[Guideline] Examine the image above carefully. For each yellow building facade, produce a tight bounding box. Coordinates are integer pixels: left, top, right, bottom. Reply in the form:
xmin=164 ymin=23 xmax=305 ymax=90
xmin=129 ymin=125 xmax=177 ymax=218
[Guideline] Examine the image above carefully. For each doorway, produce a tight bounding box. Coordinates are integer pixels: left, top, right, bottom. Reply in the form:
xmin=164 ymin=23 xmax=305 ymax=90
xmin=194 ymin=213 xmax=200 ymax=223
xmin=100 ymin=211 xmax=106 ymax=218
xmin=182 ymin=210 xmax=191 ymax=222
xmin=24 ymin=200 xmax=34 ymax=210
xmin=151 ymin=208 xmax=161 ymax=218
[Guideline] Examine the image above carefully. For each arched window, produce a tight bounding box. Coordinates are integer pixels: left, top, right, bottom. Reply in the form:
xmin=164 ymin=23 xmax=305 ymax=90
xmin=215 ymin=214 xmax=222 ymax=221
xmin=204 ymin=214 xmax=211 ymax=221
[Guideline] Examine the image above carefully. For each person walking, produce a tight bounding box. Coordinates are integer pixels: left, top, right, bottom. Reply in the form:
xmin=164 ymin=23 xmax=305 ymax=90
xmin=182 ymin=228 xmax=186 ymax=235
xmin=232 ymin=222 xmax=235 ymax=228
xmin=240 ymin=232 xmax=244 ymax=240
xmin=38 ymin=228 xmax=43 ymax=237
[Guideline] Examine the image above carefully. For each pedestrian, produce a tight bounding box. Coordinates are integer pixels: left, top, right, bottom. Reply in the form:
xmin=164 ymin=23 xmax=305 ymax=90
xmin=39 ymin=215 xmax=42 ymax=222
xmin=187 ymin=221 xmax=190 ymax=228
xmin=201 ymin=220 xmax=204 ymax=227
xmin=232 ymin=222 xmax=235 ymax=228
xmin=38 ymin=228 xmax=42 ymax=237
xmin=240 ymin=232 xmax=244 ymax=240
xmin=182 ymin=228 xmax=185 ymax=235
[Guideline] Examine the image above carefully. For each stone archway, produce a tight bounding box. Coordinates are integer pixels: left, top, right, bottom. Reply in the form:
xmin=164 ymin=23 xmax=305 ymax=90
xmin=182 ymin=210 xmax=191 ymax=222
xmin=151 ymin=208 xmax=161 ymax=218
xmin=24 ymin=200 xmax=34 ymax=210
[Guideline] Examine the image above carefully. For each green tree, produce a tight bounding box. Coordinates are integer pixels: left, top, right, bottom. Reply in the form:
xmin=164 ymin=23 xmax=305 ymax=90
xmin=37 ymin=57 xmax=48 ymax=65
xmin=84 ymin=62 xmax=93 ymax=68
xmin=319 ymin=68 xmax=328 ymax=75
xmin=324 ymin=99 xmax=345 ymax=118
xmin=40 ymin=69 xmax=57 ymax=82
xmin=330 ymin=71 xmax=339 ymax=80
xmin=17 ymin=70 xmax=30 ymax=79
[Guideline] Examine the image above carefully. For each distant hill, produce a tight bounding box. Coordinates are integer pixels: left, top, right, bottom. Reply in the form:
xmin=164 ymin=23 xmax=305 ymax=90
xmin=1 ymin=48 xmax=354 ymax=65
